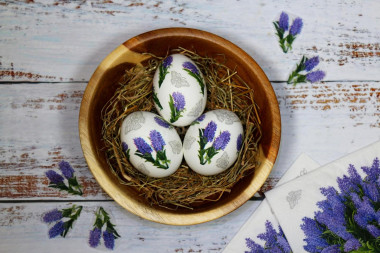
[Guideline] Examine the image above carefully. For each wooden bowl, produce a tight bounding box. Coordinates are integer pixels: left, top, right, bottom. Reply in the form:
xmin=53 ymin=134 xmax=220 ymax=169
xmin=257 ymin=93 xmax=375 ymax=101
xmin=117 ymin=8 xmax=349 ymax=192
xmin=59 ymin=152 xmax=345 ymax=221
xmin=79 ymin=27 xmax=281 ymax=225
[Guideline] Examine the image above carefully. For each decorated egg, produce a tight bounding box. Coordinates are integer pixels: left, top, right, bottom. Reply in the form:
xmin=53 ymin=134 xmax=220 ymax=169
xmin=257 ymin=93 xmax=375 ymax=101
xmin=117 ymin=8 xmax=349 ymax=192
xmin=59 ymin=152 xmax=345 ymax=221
xmin=152 ymin=54 xmax=207 ymax=127
xmin=120 ymin=111 xmax=183 ymax=178
xmin=183 ymin=109 xmax=244 ymax=176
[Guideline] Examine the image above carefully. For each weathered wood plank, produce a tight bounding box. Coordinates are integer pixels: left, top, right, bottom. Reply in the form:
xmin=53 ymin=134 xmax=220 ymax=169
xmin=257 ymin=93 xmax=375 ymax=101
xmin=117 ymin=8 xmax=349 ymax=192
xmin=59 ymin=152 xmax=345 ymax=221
xmin=0 ymin=82 xmax=378 ymax=199
xmin=0 ymin=0 xmax=379 ymax=82
xmin=0 ymin=201 xmax=260 ymax=252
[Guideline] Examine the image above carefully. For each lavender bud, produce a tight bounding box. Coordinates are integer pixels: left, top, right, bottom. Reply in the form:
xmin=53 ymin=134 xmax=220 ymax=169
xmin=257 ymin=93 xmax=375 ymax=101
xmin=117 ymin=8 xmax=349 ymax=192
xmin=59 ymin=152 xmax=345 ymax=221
xmin=279 ymin=12 xmax=289 ymax=31
xmin=289 ymin=17 xmax=303 ymax=36
xmin=45 ymin=170 xmax=64 ymax=184
xmin=59 ymin=160 xmax=75 ymax=179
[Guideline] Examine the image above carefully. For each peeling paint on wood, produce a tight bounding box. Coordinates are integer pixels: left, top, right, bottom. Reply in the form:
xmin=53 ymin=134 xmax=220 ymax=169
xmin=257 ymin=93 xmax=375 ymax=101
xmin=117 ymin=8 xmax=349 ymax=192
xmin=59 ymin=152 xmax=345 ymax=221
xmin=0 ymin=0 xmax=379 ymax=81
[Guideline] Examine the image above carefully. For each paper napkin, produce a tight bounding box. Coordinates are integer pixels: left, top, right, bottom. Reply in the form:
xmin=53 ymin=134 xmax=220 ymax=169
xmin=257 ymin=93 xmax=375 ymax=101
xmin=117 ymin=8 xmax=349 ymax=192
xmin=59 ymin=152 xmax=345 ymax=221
xmin=223 ymin=153 xmax=320 ymax=253
xmin=265 ymin=141 xmax=380 ymax=252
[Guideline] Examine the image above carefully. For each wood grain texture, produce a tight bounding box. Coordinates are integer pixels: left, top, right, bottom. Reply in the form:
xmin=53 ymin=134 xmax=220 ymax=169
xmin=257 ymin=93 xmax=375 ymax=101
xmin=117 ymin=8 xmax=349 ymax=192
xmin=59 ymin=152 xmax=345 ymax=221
xmin=0 ymin=201 xmax=260 ymax=253
xmin=0 ymin=0 xmax=379 ymax=82
xmin=1 ymin=81 xmax=378 ymax=199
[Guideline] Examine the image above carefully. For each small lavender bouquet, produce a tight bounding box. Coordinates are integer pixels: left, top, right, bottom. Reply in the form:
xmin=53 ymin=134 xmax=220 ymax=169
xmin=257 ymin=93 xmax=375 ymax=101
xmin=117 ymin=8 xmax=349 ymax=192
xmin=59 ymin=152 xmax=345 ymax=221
xmin=133 ymin=130 xmax=170 ymax=169
xmin=42 ymin=205 xmax=83 ymax=238
xmin=169 ymin=92 xmax=186 ymax=123
xmin=198 ymin=121 xmax=231 ymax=165
xmin=274 ymin=12 xmax=303 ymax=53
xmin=245 ymin=220 xmax=293 ymax=253
xmin=89 ymin=207 xmax=120 ymax=250
xmin=45 ymin=160 xmax=83 ymax=195
xmin=287 ymin=56 xmax=325 ymax=86
xmin=301 ymin=157 xmax=380 ymax=252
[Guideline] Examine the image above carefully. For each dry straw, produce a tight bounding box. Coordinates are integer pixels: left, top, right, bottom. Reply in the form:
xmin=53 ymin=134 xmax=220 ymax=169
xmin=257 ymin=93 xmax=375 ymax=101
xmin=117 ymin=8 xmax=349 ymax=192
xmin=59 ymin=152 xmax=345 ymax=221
xmin=101 ymin=47 xmax=262 ymax=210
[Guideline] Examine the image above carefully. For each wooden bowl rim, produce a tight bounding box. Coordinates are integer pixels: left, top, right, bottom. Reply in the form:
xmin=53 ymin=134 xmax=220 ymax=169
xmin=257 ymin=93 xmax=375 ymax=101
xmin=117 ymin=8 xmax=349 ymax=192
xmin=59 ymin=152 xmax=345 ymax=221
xmin=79 ymin=27 xmax=281 ymax=225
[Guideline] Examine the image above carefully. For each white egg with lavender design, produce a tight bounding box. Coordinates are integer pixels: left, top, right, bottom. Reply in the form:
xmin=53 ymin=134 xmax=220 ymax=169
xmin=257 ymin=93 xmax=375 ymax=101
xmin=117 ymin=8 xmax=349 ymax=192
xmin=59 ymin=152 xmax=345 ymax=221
xmin=183 ymin=109 xmax=244 ymax=176
xmin=120 ymin=111 xmax=183 ymax=178
xmin=152 ymin=54 xmax=207 ymax=127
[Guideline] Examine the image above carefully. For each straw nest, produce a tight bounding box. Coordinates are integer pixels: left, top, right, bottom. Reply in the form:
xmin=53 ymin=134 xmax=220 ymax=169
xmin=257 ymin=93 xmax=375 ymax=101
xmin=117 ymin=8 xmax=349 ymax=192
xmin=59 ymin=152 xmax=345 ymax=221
xmin=101 ymin=47 xmax=262 ymax=210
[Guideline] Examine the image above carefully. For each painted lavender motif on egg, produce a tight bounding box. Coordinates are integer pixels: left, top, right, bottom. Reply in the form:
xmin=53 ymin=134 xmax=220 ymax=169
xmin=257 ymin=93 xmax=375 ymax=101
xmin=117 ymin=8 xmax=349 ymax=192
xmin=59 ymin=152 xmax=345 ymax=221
xmin=183 ymin=109 xmax=244 ymax=176
xmin=152 ymin=54 xmax=207 ymax=127
xmin=120 ymin=111 xmax=183 ymax=178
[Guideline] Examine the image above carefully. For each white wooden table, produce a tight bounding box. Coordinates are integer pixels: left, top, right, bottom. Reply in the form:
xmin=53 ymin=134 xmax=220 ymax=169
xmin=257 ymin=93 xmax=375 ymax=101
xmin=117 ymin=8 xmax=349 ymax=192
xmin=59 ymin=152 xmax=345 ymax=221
xmin=1 ymin=1 xmax=379 ymax=252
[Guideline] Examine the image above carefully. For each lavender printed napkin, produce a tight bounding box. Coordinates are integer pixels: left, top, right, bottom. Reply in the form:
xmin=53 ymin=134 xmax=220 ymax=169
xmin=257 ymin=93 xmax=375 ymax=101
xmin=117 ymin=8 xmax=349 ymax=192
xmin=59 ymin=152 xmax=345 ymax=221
xmin=222 ymin=153 xmax=320 ymax=253
xmin=265 ymin=141 xmax=380 ymax=252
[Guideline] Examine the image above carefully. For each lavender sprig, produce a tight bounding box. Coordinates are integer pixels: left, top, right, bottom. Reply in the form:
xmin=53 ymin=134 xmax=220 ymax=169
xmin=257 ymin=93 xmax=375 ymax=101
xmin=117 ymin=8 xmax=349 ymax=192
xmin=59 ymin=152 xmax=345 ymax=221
xmin=182 ymin=61 xmax=205 ymax=95
xmin=191 ymin=114 xmax=206 ymax=125
xmin=43 ymin=205 xmax=83 ymax=239
xmin=45 ymin=160 xmax=83 ymax=196
xmin=274 ymin=12 xmax=303 ymax=53
xmin=158 ymin=56 xmax=173 ymax=88
xmin=121 ymin=141 xmax=130 ymax=160
xmin=169 ymin=92 xmax=186 ymax=123
xmin=287 ymin=56 xmax=325 ymax=86
xmin=89 ymin=207 xmax=120 ymax=250
xmin=245 ymin=220 xmax=292 ymax=253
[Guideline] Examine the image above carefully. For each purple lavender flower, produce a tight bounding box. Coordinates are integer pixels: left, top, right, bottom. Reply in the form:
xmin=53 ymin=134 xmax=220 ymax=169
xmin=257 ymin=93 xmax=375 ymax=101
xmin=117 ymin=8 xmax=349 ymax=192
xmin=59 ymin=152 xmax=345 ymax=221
xmin=245 ymin=238 xmax=265 ymax=253
xmin=162 ymin=55 xmax=173 ymax=69
xmin=183 ymin=61 xmax=199 ymax=75
xmin=154 ymin=116 xmax=171 ymax=128
xmin=301 ymin=217 xmax=329 ymax=252
xmin=43 ymin=209 xmax=63 ymax=223
xmin=304 ymin=56 xmax=319 ymax=72
xmin=289 ymin=17 xmax=303 ymax=36
xmin=122 ymin=142 xmax=128 ymax=152
xmin=48 ymin=221 xmax=65 ymax=238
xmin=237 ymin=133 xmax=243 ymax=151
xmin=103 ymin=230 xmax=115 ymax=250
xmin=204 ymin=121 xmax=217 ymax=142
xmin=245 ymin=221 xmax=292 ymax=253
xmin=321 ymin=245 xmax=340 ymax=253
xmin=306 ymin=70 xmax=325 ymax=83
xmin=367 ymin=224 xmax=380 ymax=238
xmin=149 ymin=130 xmax=165 ymax=152
xmin=197 ymin=114 xmax=206 ymax=122
xmin=133 ymin=137 xmax=153 ymax=155
xmin=213 ymin=131 xmax=231 ymax=151
xmin=45 ymin=170 xmax=64 ymax=184
xmin=172 ymin=92 xmax=185 ymax=111
xmin=257 ymin=221 xmax=278 ymax=248
xmin=343 ymin=238 xmax=361 ymax=252
xmin=89 ymin=228 xmax=102 ymax=248
xmin=362 ymin=157 xmax=380 ymax=183
xmin=279 ymin=12 xmax=289 ymax=31
xmin=58 ymin=160 xmax=74 ymax=179
xmin=301 ymin=158 xmax=380 ymax=252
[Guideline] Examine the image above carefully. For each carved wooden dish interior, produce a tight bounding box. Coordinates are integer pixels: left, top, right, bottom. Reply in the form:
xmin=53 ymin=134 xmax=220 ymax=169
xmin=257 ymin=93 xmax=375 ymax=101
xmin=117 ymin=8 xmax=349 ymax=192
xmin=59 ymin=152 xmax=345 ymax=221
xmin=79 ymin=27 xmax=281 ymax=225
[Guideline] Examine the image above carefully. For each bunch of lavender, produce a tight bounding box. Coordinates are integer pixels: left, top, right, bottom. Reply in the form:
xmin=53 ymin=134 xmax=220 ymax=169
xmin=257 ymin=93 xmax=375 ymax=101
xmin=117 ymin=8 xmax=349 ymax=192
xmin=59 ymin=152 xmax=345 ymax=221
xmin=158 ymin=55 xmax=173 ymax=88
xmin=42 ymin=205 xmax=83 ymax=238
xmin=45 ymin=160 xmax=83 ymax=195
xmin=169 ymin=92 xmax=186 ymax=123
xmin=274 ymin=12 xmax=303 ymax=53
xmin=89 ymin=207 xmax=120 ymax=250
xmin=300 ymin=157 xmax=380 ymax=252
xmin=198 ymin=121 xmax=231 ymax=165
xmin=182 ymin=61 xmax=205 ymax=95
xmin=245 ymin=220 xmax=293 ymax=253
xmin=287 ymin=56 xmax=325 ymax=86
xmin=133 ymin=130 xmax=170 ymax=169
